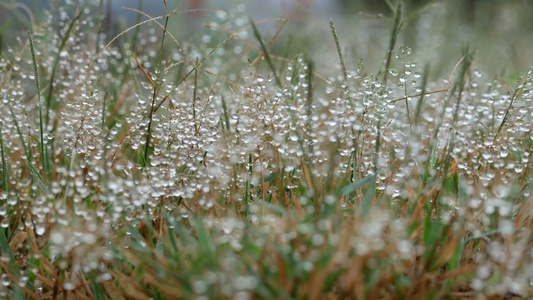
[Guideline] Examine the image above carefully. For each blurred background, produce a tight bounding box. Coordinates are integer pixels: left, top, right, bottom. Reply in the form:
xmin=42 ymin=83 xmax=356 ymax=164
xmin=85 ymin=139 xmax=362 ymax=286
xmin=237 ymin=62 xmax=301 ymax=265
xmin=1 ymin=0 xmax=532 ymax=78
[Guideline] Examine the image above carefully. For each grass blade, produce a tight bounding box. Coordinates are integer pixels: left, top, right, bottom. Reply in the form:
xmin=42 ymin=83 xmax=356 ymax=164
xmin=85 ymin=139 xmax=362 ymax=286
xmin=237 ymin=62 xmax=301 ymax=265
xmin=493 ymin=70 xmax=528 ymax=141
xmin=45 ymin=8 xmax=84 ymax=127
xmin=249 ymin=16 xmax=281 ymax=87
xmin=27 ymin=160 xmax=49 ymax=193
xmin=132 ymin=53 xmax=156 ymax=166
xmin=362 ymin=118 xmax=382 ymax=215
xmin=193 ymin=58 xmax=199 ymax=134
xmin=27 ymin=30 xmax=46 ymax=174
xmin=8 ymin=104 xmax=31 ymax=161
xmin=0 ymin=122 xmax=8 ymax=192
xmin=382 ymin=0 xmax=403 ymax=86
xmin=329 ymin=19 xmax=348 ymax=81
xmin=0 ymin=19 xmax=11 ymax=57
xmin=414 ymin=64 xmax=430 ymax=126
xmin=336 ymin=174 xmax=375 ymax=197
xmin=0 ymin=229 xmax=20 ymax=281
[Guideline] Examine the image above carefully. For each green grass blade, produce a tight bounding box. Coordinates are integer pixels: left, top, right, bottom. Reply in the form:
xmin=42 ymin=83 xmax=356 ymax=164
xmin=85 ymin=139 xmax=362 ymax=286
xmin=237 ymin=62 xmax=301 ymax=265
xmin=262 ymin=202 xmax=286 ymax=215
xmin=192 ymin=217 xmax=216 ymax=266
xmin=451 ymin=47 xmax=473 ymax=127
xmin=0 ymin=122 xmax=8 ymax=192
xmin=193 ymin=58 xmax=199 ymax=134
xmin=382 ymin=0 xmax=403 ymax=86
xmin=414 ymin=64 xmax=430 ymax=126
xmin=494 ymin=71 xmax=528 ymax=141
xmin=336 ymin=174 xmax=375 ymax=197
xmin=329 ymin=19 xmax=348 ymax=81
xmin=27 ymin=160 xmax=49 ymax=193
xmin=0 ymin=229 xmax=20 ymax=282
xmin=305 ymin=57 xmax=314 ymax=131
xmin=45 ymin=8 xmax=84 ymax=127
xmin=0 ymin=19 xmax=11 ymax=57
xmin=249 ymin=16 xmax=281 ymax=87
xmin=221 ymin=96 xmax=230 ymax=132
xmin=27 ymin=30 xmax=46 ymax=174
xmin=8 ymin=104 xmax=31 ymax=161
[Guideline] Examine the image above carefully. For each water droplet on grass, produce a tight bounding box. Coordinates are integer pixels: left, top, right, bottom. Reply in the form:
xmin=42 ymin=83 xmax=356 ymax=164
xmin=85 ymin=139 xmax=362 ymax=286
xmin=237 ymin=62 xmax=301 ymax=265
xmin=63 ymin=280 xmax=75 ymax=290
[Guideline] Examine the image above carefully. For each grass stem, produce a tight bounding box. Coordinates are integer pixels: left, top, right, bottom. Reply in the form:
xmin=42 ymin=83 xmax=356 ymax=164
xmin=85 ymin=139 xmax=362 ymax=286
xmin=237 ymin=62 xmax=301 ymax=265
xmin=329 ymin=19 xmax=348 ymax=81
xmin=0 ymin=122 xmax=8 ymax=192
xmin=28 ymin=30 xmax=46 ymax=173
xmin=382 ymin=0 xmax=402 ymax=86
xmin=249 ymin=16 xmax=281 ymax=87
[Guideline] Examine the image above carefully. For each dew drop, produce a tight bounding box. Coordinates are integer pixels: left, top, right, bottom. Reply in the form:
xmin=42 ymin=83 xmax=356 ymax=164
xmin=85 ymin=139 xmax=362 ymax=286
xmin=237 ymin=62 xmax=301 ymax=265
xmin=63 ymin=280 xmax=75 ymax=291
xmin=35 ymin=225 xmax=46 ymax=236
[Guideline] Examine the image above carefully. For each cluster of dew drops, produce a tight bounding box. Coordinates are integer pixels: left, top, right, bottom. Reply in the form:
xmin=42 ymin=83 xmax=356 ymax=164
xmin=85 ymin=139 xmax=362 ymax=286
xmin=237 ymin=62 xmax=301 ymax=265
xmin=1 ymin=0 xmax=533 ymax=296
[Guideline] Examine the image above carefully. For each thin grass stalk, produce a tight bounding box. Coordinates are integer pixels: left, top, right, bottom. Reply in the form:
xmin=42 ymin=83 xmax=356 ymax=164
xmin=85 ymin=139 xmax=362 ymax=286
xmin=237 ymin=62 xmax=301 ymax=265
xmin=426 ymin=52 xmax=471 ymax=174
xmin=63 ymin=149 xmax=77 ymax=210
xmin=382 ymin=0 xmax=402 ymax=86
xmin=249 ymin=16 xmax=281 ymax=87
xmin=349 ymin=130 xmax=360 ymax=202
xmin=278 ymin=35 xmax=292 ymax=76
xmin=131 ymin=52 xmax=156 ymax=165
xmin=284 ymin=64 xmax=317 ymax=198
xmin=27 ymin=160 xmax=49 ymax=193
xmin=267 ymin=1 xmax=300 ymax=49
xmin=244 ymin=153 xmax=253 ymax=214
xmin=143 ymin=8 xmax=169 ymax=165
xmin=444 ymin=48 xmax=473 ymax=173
xmin=414 ymin=64 xmax=430 ymax=126
xmin=100 ymin=89 xmax=111 ymax=205
xmin=401 ymin=51 xmax=411 ymax=125
xmin=101 ymin=90 xmax=107 ymax=130
xmin=154 ymin=68 xmax=195 ymax=113
xmin=0 ymin=219 xmax=20 ymax=278
xmin=0 ymin=20 xmax=11 ymax=57
xmin=221 ymin=96 xmax=230 ymax=132
xmin=131 ymin=0 xmax=144 ymax=49
xmin=8 ymin=104 xmax=31 ymax=161
xmin=305 ymin=58 xmax=314 ymax=134
xmin=0 ymin=122 xmax=8 ymax=192
xmin=96 ymin=0 xmax=104 ymax=52
xmin=45 ymin=9 xmax=83 ymax=127
xmin=365 ymin=118 xmax=382 ymax=211
xmin=451 ymin=47 xmax=473 ymax=127
xmin=156 ymin=4 xmax=169 ymax=80
xmin=493 ymin=70 xmax=529 ymax=142
xmin=329 ymin=19 xmax=347 ymax=81
xmin=193 ymin=58 xmax=199 ymax=134
xmin=28 ymin=30 xmax=46 ymax=173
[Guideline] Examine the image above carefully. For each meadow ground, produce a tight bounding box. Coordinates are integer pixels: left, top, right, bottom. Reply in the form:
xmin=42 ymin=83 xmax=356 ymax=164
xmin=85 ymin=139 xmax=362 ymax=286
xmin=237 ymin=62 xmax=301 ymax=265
xmin=1 ymin=0 xmax=533 ymax=299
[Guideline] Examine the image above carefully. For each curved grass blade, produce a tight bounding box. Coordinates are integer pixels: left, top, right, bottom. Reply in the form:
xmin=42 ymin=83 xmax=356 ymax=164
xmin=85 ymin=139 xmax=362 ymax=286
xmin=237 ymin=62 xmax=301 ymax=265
xmin=329 ymin=19 xmax=347 ymax=81
xmin=45 ymin=8 xmax=84 ymax=127
xmin=249 ymin=16 xmax=281 ymax=87
xmin=27 ymin=30 xmax=46 ymax=174
xmin=0 ymin=229 xmax=21 ymax=286
xmin=0 ymin=19 xmax=11 ymax=57
xmin=8 ymin=104 xmax=31 ymax=161
xmin=27 ymin=160 xmax=49 ymax=193
xmin=382 ymin=0 xmax=402 ymax=86
xmin=0 ymin=122 xmax=8 ymax=192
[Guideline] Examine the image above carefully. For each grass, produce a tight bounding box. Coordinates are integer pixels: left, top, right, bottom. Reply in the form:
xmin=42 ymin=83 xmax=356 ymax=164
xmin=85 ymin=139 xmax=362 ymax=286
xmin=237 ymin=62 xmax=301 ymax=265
xmin=1 ymin=0 xmax=533 ymax=299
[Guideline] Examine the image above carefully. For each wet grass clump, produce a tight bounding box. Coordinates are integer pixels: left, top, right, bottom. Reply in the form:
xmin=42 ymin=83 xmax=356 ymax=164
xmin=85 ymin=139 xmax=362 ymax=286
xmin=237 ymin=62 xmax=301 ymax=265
xmin=1 ymin=0 xmax=533 ymax=299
